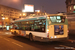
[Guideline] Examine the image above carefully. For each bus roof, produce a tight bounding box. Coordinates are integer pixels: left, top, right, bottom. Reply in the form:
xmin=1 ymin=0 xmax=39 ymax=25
xmin=14 ymin=14 xmax=66 ymax=22
xmin=15 ymin=15 xmax=46 ymax=22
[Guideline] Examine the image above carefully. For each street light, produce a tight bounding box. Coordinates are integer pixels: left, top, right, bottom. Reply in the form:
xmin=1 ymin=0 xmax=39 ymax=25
xmin=20 ymin=14 xmax=21 ymax=16
xmin=2 ymin=17 xmax=5 ymax=30
xmin=2 ymin=17 xmax=9 ymax=30
xmin=35 ymin=10 xmax=41 ymax=15
xmin=19 ymin=13 xmax=26 ymax=18
xmin=23 ymin=13 xmax=26 ymax=16
xmin=2 ymin=17 xmax=5 ymax=20
xmin=2 ymin=17 xmax=8 ymax=20
xmin=6 ymin=17 xmax=8 ymax=19
xmin=37 ymin=10 xmax=40 ymax=13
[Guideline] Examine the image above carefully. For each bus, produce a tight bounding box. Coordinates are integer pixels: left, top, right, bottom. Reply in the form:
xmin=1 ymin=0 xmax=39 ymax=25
xmin=10 ymin=14 xmax=69 ymax=42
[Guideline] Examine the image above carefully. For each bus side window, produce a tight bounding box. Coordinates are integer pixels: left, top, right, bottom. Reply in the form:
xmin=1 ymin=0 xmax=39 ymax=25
xmin=33 ymin=19 xmax=46 ymax=32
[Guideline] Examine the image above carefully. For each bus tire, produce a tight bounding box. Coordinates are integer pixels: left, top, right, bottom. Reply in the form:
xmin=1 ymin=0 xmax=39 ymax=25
xmin=29 ymin=34 xmax=33 ymax=41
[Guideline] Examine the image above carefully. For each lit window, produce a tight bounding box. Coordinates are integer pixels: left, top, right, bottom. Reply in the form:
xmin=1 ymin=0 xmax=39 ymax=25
xmin=70 ymin=7 xmax=71 ymax=10
xmin=74 ymin=5 xmax=75 ymax=9
xmin=1 ymin=14 xmax=3 ymax=16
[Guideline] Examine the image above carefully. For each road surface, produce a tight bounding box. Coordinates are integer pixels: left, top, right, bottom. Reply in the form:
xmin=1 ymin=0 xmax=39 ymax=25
xmin=0 ymin=30 xmax=75 ymax=50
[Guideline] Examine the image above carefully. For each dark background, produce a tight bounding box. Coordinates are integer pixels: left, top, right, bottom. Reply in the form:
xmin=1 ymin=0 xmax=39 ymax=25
xmin=0 ymin=0 xmax=66 ymax=14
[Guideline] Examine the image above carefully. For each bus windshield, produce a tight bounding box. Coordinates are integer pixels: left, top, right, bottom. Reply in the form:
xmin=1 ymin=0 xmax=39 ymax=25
xmin=50 ymin=16 xmax=65 ymax=23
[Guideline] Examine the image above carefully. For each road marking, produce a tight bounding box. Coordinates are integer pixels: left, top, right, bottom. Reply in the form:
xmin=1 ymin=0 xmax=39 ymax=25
xmin=59 ymin=45 xmax=75 ymax=49
xmin=4 ymin=38 xmax=10 ymax=41
xmin=12 ymin=42 xmax=23 ymax=47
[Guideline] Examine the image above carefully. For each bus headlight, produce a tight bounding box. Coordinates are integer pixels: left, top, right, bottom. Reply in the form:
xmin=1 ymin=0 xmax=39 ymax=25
xmin=11 ymin=30 xmax=12 ymax=31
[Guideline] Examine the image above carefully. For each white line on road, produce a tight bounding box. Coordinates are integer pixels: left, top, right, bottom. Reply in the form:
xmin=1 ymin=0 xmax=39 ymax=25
xmin=4 ymin=38 xmax=10 ymax=41
xmin=12 ymin=42 xmax=23 ymax=47
xmin=59 ymin=45 xmax=75 ymax=49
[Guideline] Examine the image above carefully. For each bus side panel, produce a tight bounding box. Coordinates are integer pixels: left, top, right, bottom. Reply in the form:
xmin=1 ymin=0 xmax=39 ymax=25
xmin=25 ymin=31 xmax=48 ymax=42
xmin=11 ymin=30 xmax=47 ymax=38
xmin=26 ymin=31 xmax=47 ymax=38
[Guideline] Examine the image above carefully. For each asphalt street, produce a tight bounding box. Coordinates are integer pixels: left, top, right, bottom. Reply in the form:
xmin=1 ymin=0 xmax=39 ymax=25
xmin=0 ymin=30 xmax=75 ymax=50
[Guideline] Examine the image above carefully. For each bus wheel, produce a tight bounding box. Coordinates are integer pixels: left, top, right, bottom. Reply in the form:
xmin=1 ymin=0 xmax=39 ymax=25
xmin=29 ymin=34 xmax=33 ymax=41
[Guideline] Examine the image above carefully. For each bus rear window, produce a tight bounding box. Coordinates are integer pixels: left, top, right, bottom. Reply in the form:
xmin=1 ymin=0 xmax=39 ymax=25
xmin=57 ymin=16 xmax=61 ymax=19
xmin=50 ymin=16 xmax=65 ymax=23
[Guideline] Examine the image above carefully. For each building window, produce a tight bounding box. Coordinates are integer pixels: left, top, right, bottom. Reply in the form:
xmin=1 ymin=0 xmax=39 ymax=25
xmin=70 ymin=6 xmax=71 ymax=10
xmin=74 ymin=5 xmax=75 ymax=9
xmin=1 ymin=14 xmax=3 ymax=16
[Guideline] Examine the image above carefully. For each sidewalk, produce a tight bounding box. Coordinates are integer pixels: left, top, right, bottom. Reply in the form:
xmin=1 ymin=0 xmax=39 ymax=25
xmin=0 ymin=29 xmax=10 ymax=32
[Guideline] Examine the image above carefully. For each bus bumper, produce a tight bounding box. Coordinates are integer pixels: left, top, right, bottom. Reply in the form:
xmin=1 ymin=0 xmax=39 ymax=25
xmin=33 ymin=36 xmax=68 ymax=42
xmin=49 ymin=37 xmax=69 ymax=41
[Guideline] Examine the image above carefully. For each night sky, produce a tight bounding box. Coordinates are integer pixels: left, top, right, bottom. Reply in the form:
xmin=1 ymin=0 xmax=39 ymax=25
xmin=0 ymin=0 xmax=66 ymax=14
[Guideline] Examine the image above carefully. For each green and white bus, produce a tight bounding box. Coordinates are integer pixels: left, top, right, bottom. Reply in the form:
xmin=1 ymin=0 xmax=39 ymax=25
xmin=11 ymin=14 xmax=69 ymax=42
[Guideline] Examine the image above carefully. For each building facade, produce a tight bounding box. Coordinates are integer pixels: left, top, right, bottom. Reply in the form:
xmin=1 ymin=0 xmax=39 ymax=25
xmin=66 ymin=0 xmax=75 ymax=34
xmin=66 ymin=0 xmax=75 ymax=13
xmin=0 ymin=4 xmax=22 ymax=19
xmin=0 ymin=4 xmax=22 ymax=27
